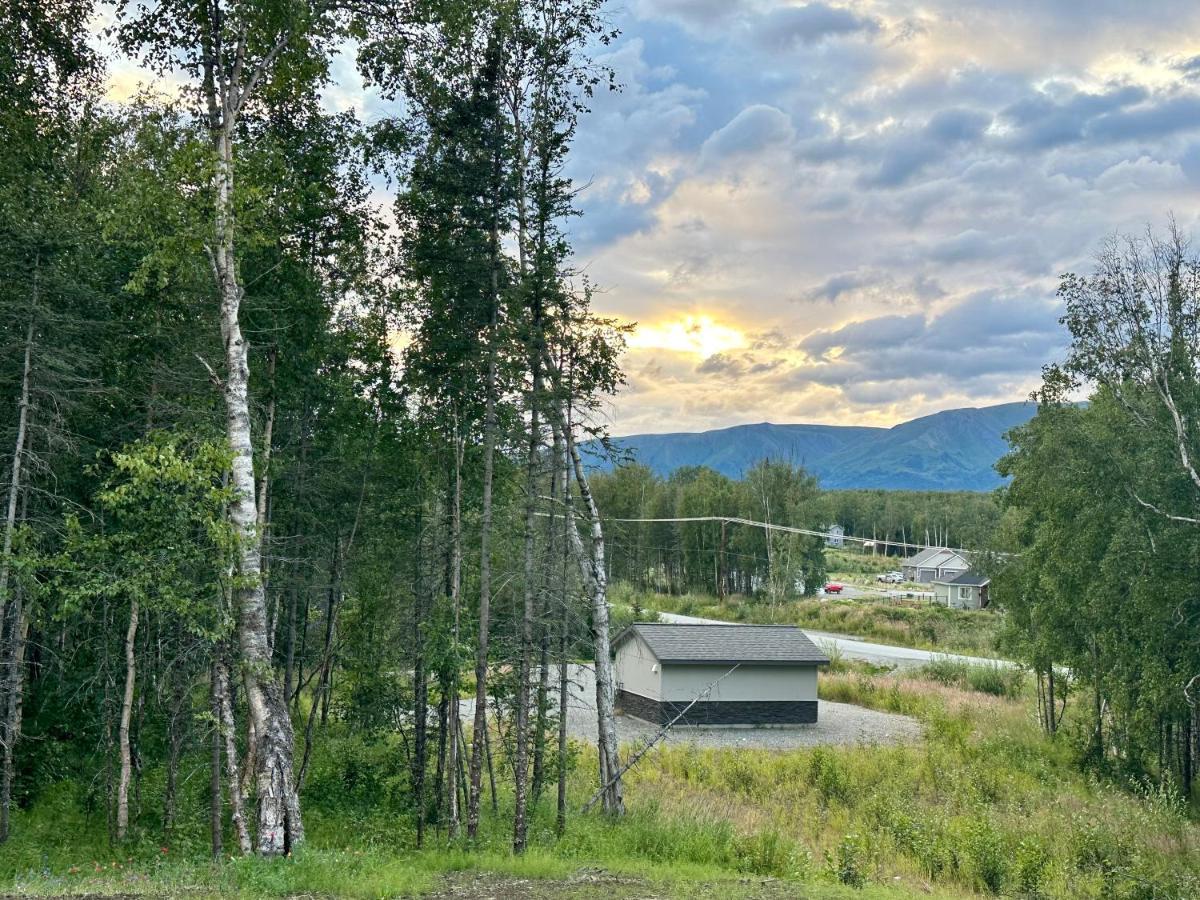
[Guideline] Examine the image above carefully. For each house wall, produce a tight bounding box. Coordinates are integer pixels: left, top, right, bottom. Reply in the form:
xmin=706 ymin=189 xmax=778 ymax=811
xmin=933 ymin=582 xmax=951 ymax=605
xmin=660 ymin=664 xmax=817 ymax=703
xmin=948 ymin=584 xmax=981 ymax=610
xmin=614 ymin=633 xmax=662 ymax=701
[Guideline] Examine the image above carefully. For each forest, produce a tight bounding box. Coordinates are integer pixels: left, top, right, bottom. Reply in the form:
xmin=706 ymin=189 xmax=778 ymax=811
xmin=589 ymin=460 xmax=1001 ymax=598
xmin=3 ymin=0 xmax=1200 ymax=897
xmin=3 ymin=0 xmax=632 ymax=865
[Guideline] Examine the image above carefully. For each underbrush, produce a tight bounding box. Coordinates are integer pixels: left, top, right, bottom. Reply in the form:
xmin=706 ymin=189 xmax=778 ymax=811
xmin=635 ymin=675 xmax=1199 ymax=899
xmin=2 ymin=669 xmax=1197 ymax=899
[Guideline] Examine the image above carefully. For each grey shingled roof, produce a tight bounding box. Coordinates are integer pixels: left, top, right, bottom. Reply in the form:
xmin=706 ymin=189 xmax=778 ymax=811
xmin=945 ymin=570 xmax=990 ymax=587
xmin=615 ymin=623 xmax=829 ymax=665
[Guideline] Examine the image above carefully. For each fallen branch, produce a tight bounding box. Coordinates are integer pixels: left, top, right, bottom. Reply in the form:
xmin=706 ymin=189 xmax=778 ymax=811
xmin=581 ymin=664 xmax=740 ymax=814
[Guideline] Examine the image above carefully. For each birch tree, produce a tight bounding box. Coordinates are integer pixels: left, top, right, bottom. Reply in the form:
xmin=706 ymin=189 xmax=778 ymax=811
xmin=115 ymin=0 xmax=344 ymax=853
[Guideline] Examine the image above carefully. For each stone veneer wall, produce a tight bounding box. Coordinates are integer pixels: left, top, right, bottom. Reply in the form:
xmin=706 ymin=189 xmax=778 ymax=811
xmin=617 ymin=690 xmax=817 ymax=726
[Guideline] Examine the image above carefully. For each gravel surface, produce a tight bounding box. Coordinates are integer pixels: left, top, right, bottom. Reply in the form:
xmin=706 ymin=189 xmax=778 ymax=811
xmin=461 ymin=664 xmax=920 ymax=751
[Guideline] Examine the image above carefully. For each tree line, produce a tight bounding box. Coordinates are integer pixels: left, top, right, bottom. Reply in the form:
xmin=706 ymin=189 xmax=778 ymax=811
xmin=997 ymin=224 xmax=1200 ymax=800
xmin=589 ymin=460 xmax=1001 ymax=598
xmin=1 ymin=0 xmax=631 ymax=857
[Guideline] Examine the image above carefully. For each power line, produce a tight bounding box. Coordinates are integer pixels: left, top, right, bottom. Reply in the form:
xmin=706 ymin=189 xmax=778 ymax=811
xmin=603 ymin=515 xmax=974 ymax=556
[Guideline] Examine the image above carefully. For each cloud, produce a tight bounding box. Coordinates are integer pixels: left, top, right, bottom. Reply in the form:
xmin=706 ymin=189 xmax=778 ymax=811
xmin=700 ymin=105 xmax=794 ymax=163
xmin=1087 ymin=94 xmax=1200 ymax=143
xmin=753 ymin=3 xmax=881 ymax=50
xmin=864 ymin=108 xmax=992 ymax=187
xmin=562 ymin=0 xmax=1200 ymax=431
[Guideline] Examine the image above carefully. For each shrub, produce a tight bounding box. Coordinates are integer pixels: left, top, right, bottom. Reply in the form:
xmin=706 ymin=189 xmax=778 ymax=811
xmin=830 ymin=831 xmax=869 ymax=887
xmin=733 ymin=829 xmax=811 ymax=878
xmin=807 ymin=747 xmax=852 ymax=806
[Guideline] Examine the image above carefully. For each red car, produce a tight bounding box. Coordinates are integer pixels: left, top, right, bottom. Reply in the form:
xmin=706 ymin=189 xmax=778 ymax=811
xmin=823 ymin=582 xmax=844 ymax=594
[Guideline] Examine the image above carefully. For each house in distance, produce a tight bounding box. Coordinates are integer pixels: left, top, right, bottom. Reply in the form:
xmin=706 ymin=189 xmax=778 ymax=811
xmin=900 ymin=546 xmax=970 ymax=583
xmin=613 ymin=623 xmax=829 ymax=726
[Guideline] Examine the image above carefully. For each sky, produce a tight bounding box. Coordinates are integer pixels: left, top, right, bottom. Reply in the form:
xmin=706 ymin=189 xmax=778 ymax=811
xmin=103 ymin=1 xmax=1200 ymax=435
xmin=561 ymin=0 xmax=1200 ymax=434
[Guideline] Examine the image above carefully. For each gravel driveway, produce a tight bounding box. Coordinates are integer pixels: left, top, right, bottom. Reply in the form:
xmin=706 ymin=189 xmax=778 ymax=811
xmin=461 ymin=664 xmax=920 ymax=751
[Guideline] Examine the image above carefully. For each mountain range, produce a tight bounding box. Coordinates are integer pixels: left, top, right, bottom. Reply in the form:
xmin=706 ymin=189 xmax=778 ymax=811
xmin=591 ymin=401 xmax=1039 ymax=492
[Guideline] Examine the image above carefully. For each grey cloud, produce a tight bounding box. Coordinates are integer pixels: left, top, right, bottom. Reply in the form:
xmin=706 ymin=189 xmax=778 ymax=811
xmin=801 ymin=314 xmax=927 ymax=357
xmin=696 ymin=352 xmax=746 ymax=376
xmin=700 ymin=104 xmax=794 ymax=162
xmin=754 ymin=3 xmax=880 ymax=50
xmin=633 ymin=0 xmax=752 ymax=32
xmin=864 ymin=108 xmax=992 ymax=187
xmin=925 ymin=107 xmax=991 ymax=142
xmin=926 ymin=229 xmax=1050 ymax=275
xmin=792 ymin=293 xmax=1064 ymax=391
xmin=1176 ymin=55 xmax=1200 ymax=80
xmin=1000 ymin=85 xmax=1147 ymax=150
xmin=806 ymin=270 xmax=878 ymax=302
xmin=1087 ymin=94 xmax=1200 ymax=143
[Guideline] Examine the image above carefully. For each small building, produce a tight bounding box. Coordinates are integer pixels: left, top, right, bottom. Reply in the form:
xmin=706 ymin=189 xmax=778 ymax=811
xmin=900 ymin=546 xmax=970 ymax=583
xmin=932 ymin=570 xmax=991 ymax=609
xmin=825 ymin=524 xmax=845 ymax=548
xmin=612 ymin=623 xmax=829 ymax=726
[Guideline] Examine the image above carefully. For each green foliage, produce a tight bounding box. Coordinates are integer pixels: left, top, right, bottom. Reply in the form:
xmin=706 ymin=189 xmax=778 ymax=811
xmin=919 ymin=658 xmax=1026 ymax=699
xmin=57 ymin=433 xmax=236 ymax=639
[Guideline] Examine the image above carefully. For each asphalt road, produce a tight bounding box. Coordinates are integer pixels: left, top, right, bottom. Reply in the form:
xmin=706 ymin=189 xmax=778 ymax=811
xmin=821 ymin=583 xmax=934 ymax=602
xmin=654 ymin=610 xmax=1014 ymax=670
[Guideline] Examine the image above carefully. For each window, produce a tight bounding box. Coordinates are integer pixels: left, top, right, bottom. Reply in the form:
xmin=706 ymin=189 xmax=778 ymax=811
xmin=959 ymin=586 xmax=971 ymax=602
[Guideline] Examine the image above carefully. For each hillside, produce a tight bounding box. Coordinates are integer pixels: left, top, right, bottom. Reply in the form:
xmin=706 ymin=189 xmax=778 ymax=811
xmin=592 ymin=401 xmax=1037 ymax=491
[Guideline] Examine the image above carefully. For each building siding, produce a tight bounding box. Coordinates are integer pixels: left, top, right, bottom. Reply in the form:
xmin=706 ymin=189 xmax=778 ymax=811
xmin=614 ymin=632 xmax=662 ymax=700
xmin=660 ymin=663 xmax=817 ymax=703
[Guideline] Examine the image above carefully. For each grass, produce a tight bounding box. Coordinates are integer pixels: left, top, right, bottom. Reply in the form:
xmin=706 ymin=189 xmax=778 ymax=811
xmin=637 ymin=673 xmax=1199 ymax=898
xmin=623 ymin=584 xmax=1004 ymax=658
xmin=2 ymin=648 xmax=1198 ymax=899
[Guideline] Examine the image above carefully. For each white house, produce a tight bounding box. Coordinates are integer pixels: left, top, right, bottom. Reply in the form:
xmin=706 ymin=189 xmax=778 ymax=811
xmin=613 ymin=623 xmax=829 ymax=726
xmin=825 ymin=524 xmax=845 ymax=548
xmin=900 ymin=547 xmax=970 ymax=583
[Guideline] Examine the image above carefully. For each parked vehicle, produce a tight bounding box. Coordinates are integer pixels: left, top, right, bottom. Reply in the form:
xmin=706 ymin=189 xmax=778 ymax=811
xmin=823 ymin=582 xmax=844 ymax=594
xmin=876 ymin=571 xmax=904 ymax=584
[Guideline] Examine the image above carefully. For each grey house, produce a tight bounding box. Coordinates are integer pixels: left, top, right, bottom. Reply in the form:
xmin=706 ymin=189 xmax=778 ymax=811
xmin=900 ymin=547 xmax=970 ymax=583
xmin=613 ymin=623 xmax=829 ymax=726
xmin=932 ymin=571 xmax=991 ymax=609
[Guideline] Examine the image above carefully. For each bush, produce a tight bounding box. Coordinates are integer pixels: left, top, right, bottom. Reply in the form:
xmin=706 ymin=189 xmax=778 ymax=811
xmin=829 ymin=831 xmax=869 ymax=887
xmin=921 ymin=657 xmax=1025 ymax=699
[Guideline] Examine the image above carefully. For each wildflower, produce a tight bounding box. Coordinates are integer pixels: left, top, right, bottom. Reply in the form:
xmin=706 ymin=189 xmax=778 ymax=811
xmin=160 ymin=846 xmax=169 ymax=855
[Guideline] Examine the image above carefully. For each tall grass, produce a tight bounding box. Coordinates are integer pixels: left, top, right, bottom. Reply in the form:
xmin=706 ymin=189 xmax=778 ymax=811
xmin=2 ymin=665 xmax=1197 ymax=899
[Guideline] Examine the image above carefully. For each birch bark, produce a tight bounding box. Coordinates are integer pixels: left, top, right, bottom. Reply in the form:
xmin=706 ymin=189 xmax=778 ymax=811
xmin=205 ymin=29 xmax=302 ymax=853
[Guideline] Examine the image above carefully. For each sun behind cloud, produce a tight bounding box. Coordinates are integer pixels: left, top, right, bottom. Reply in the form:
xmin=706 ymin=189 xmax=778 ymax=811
xmin=626 ymin=314 xmax=745 ymax=358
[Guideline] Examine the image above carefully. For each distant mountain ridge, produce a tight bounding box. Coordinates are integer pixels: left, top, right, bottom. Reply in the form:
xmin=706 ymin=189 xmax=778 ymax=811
xmin=589 ymin=401 xmax=1038 ymax=492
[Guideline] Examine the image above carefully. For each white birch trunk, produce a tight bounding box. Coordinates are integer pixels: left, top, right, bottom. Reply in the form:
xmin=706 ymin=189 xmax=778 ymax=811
xmin=562 ymin=420 xmax=624 ymax=816
xmin=116 ymin=600 xmax=138 ymax=841
xmin=215 ymin=656 xmax=253 ymax=854
xmin=213 ymin=110 xmax=301 ymax=855
xmin=0 ymin=273 xmax=36 ymax=639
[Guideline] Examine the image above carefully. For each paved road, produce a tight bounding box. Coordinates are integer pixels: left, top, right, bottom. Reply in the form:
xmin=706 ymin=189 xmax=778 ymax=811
xmin=655 ymin=611 xmax=1015 ymax=670
xmin=821 ymin=583 xmax=934 ymax=602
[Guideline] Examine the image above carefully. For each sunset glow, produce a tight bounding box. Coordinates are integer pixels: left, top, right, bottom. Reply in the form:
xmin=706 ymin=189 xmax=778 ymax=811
xmin=626 ymin=315 xmax=746 ymax=358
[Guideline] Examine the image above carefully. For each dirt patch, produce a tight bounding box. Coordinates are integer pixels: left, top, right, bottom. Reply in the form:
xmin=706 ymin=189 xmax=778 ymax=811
xmin=424 ymin=870 xmax=809 ymax=898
